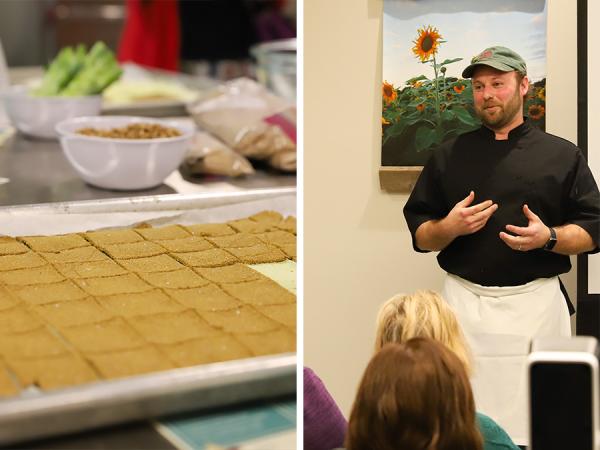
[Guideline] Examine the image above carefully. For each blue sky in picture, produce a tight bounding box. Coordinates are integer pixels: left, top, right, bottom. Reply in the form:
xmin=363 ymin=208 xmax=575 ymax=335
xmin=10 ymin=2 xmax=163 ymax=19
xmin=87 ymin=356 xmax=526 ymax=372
xmin=383 ymin=0 xmax=547 ymax=87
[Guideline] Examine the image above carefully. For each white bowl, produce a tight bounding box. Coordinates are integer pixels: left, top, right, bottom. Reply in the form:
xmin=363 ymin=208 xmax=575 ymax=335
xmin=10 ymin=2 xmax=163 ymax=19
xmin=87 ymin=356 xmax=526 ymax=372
xmin=55 ymin=116 xmax=194 ymax=190
xmin=2 ymin=85 xmax=102 ymax=139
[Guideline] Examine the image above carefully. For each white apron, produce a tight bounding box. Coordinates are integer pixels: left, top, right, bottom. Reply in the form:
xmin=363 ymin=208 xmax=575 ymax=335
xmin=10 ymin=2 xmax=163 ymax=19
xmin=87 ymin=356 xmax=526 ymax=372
xmin=442 ymin=274 xmax=571 ymax=446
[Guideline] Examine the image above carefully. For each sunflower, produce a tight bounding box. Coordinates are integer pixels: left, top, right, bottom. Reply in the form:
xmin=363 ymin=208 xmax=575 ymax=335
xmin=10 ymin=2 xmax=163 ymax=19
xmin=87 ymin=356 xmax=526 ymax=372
xmin=412 ymin=25 xmax=442 ymax=62
xmin=412 ymin=81 xmax=423 ymax=88
xmin=537 ymin=87 xmax=546 ymax=101
xmin=528 ymin=104 xmax=545 ymax=120
xmin=383 ymin=81 xmax=397 ymax=104
xmin=453 ymin=84 xmax=465 ymax=94
xmin=382 ymin=117 xmax=390 ymax=125
xmin=416 ymin=103 xmax=425 ymax=112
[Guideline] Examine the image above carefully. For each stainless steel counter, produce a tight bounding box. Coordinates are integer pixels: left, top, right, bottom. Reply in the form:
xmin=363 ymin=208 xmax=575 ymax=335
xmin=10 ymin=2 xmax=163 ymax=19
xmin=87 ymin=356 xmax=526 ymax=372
xmin=0 ymin=132 xmax=295 ymax=207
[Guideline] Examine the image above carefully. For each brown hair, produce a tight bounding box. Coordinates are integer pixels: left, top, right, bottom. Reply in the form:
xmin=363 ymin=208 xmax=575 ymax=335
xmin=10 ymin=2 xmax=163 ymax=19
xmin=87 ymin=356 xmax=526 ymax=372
xmin=374 ymin=290 xmax=473 ymax=375
xmin=346 ymin=338 xmax=483 ymax=450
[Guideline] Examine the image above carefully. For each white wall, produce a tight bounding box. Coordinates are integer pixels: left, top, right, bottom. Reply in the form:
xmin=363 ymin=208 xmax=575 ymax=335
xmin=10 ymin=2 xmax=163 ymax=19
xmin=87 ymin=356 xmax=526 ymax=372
xmin=305 ymin=0 xmax=579 ymax=417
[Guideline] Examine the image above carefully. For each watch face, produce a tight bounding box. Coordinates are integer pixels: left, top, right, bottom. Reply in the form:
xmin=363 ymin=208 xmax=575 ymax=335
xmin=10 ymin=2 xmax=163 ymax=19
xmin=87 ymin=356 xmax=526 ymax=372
xmin=530 ymin=362 xmax=594 ymax=450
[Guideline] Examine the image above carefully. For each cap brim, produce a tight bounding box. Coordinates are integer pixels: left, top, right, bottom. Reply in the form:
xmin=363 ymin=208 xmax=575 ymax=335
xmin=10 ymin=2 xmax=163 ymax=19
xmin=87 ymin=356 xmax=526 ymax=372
xmin=461 ymin=61 xmax=518 ymax=78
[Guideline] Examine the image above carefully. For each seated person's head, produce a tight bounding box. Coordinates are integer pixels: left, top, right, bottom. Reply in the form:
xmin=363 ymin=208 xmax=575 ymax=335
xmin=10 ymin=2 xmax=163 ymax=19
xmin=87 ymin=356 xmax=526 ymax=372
xmin=346 ymin=338 xmax=483 ymax=450
xmin=375 ymin=289 xmax=472 ymax=374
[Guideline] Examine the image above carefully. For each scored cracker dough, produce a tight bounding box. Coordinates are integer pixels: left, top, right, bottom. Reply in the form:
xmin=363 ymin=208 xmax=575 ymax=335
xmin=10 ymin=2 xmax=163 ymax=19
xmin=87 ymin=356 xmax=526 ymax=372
xmin=222 ymin=278 xmax=295 ymax=306
xmin=102 ymin=241 xmax=165 ymax=259
xmin=20 ymin=234 xmax=89 ymax=253
xmin=161 ymin=335 xmax=252 ymax=367
xmin=75 ymin=274 xmax=152 ymax=296
xmin=235 ymin=328 xmax=296 ymax=356
xmin=84 ymin=229 xmax=144 ymax=246
xmin=0 ymin=240 xmax=29 ymax=256
xmin=42 ymin=247 xmax=109 ymax=264
xmin=86 ymin=346 xmax=174 ymax=378
xmin=207 ymin=233 xmax=263 ymax=249
xmin=134 ymin=225 xmax=190 ymax=241
xmin=138 ymin=268 xmax=209 ymax=289
xmin=55 ymin=260 xmax=129 ymax=279
xmin=117 ymin=254 xmax=184 ymax=273
xmin=0 ymin=307 xmax=44 ymax=333
xmin=96 ymin=290 xmax=186 ymax=317
xmin=184 ymin=223 xmax=235 ymax=237
xmin=173 ymin=248 xmax=238 ymax=268
xmin=33 ymin=298 xmax=114 ymax=328
xmin=0 ymin=265 xmax=65 ymax=286
xmin=195 ymin=264 xmax=262 ymax=284
xmin=166 ymin=284 xmax=242 ymax=311
xmin=153 ymin=236 xmax=214 ymax=253
xmin=0 ymin=328 xmax=69 ymax=359
xmin=201 ymin=305 xmax=281 ymax=333
xmin=128 ymin=310 xmax=222 ymax=344
xmin=61 ymin=318 xmax=146 ymax=353
xmin=7 ymin=353 xmax=98 ymax=389
xmin=0 ymin=252 xmax=47 ymax=271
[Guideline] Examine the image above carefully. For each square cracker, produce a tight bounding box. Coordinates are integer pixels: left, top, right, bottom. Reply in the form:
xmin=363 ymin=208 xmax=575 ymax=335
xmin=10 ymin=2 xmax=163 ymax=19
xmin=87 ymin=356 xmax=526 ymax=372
xmin=162 ymin=335 xmax=251 ymax=367
xmin=256 ymin=304 xmax=296 ymax=330
xmin=118 ymin=254 xmax=184 ymax=273
xmin=128 ymin=310 xmax=222 ymax=344
xmin=222 ymin=279 xmax=295 ymax=306
xmin=173 ymin=248 xmax=238 ymax=268
xmin=0 ymin=265 xmax=64 ymax=286
xmin=41 ymin=247 xmax=109 ymax=264
xmin=55 ymin=260 xmax=128 ymax=279
xmin=255 ymin=231 xmax=296 ymax=247
xmin=61 ymin=318 xmax=145 ymax=353
xmin=184 ymin=223 xmax=235 ymax=237
xmin=20 ymin=234 xmax=89 ymax=253
xmin=207 ymin=234 xmax=262 ymax=249
xmin=103 ymin=241 xmax=165 ymax=259
xmin=75 ymin=274 xmax=152 ymax=296
xmin=87 ymin=346 xmax=174 ymax=379
xmin=227 ymin=219 xmax=274 ymax=234
xmin=166 ymin=284 xmax=241 ymax=312
xmin=0 ymin=307 xmax=44 ymax=334
xmin=225 ymin=244 xmax=287 ymax=264
xmin=0 ymin=364 xmax=18 ymax=397
xmin=138 ymin=268 xmax=209 ymax=289
xmin=11 ymin=280 xmax=88 ymax=305
xmin=249 ymin=210 xmax=284 ymax=225
xmin=134 ymin=225 xmax=190 ymax=241
xmin=0 ymin=239 xmax=29 ymax=256
xmin=0 ymin=252 xmax=46 ymax=271
xmin=84 ymin=229 xmax=144 ymax=246
xmin=97 ymin=290 xmax=186 ymax=317
xmin=201 ymin=306 xmax=280 ymax=333
xmin=156 ymin=236 xmax=214 ymax=253
xmin=34 ymin=298 xmax=113 ymax=328
xmin=234 ymin=328 xmax=296 ymax=356
xmin=0 ymin=328 xmax=68 ymax=358
xmin=195 ymin=264 xmax=262 ymax=284
xmin=276 ymin=216 xmax=296 ymax=234
xmin=7 ymin=353 xmax=98 ymax=390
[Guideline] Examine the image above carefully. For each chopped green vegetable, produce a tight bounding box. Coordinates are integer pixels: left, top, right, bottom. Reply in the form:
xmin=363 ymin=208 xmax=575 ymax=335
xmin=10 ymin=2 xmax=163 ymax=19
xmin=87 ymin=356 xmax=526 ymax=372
xmin=32 ymin=42 xmax=122 ymax=97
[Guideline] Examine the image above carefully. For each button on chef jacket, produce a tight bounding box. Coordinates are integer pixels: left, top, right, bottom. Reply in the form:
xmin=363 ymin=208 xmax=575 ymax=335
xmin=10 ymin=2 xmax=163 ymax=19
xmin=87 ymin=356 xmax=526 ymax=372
xmin=403 ymin=120 xmax=600 ymax=310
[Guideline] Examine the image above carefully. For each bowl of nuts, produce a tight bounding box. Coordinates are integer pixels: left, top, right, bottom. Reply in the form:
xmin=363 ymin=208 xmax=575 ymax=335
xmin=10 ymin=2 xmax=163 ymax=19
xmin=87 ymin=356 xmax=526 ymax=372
xmin=55 ymin=116 xmax=194 ymax=190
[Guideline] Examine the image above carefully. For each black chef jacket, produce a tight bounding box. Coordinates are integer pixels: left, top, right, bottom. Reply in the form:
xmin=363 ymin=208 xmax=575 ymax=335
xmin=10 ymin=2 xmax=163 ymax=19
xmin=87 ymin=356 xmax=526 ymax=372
xmin=403 ymin=120 xmax=600 ymax=293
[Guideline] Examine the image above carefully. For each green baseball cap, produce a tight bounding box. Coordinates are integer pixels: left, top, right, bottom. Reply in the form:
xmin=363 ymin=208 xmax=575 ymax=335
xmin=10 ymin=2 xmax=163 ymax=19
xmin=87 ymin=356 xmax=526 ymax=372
xmin=461 ymin=46 xmax=527 ymax=78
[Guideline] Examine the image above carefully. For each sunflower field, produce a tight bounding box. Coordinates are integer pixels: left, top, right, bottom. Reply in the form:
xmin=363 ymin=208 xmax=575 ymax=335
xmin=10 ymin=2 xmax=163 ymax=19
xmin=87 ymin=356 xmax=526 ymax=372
xmin=382 ymin=26 xmax=546 ymax=166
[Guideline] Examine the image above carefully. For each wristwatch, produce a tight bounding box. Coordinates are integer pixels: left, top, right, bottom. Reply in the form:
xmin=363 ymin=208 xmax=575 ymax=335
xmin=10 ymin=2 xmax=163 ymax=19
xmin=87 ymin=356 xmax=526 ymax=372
xmin=543 ymin=227 xmax=557 ymax=251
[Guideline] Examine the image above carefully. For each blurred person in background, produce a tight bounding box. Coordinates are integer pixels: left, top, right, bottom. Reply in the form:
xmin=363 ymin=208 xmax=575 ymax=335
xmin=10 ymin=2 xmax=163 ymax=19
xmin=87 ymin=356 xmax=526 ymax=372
xmin=346 ymin=339 xmax=484 ymax=450
xmin=118 ymin=0 xmax=180 ymax=71
xmin=374 ymin=290 xmax=519 ymax=450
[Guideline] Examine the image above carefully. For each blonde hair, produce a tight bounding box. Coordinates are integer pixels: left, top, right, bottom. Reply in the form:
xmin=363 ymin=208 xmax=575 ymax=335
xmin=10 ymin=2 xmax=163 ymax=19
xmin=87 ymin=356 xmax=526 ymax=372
xmin=375 ymin=290 xmax=473 ymax=375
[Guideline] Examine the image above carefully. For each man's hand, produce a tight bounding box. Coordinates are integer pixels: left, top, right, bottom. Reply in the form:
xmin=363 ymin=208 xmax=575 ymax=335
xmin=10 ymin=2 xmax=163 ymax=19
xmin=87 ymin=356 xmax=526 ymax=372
xmin=499 ymin=204 xmax=550 ymax=251
xmin=415 ymin=191 xmax=498 ymax=251
xmin=445 ymin=191 xmax=499 ymax=239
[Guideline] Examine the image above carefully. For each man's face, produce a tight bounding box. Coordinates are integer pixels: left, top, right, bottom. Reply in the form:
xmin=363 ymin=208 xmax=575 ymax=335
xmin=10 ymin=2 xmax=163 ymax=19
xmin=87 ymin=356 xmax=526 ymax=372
xmin=471 ymin=66 xmax=528 ymax=130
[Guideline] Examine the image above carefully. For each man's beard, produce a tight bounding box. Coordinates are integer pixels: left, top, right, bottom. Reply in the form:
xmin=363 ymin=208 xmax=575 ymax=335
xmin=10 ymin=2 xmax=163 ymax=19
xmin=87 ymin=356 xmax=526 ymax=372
xmin=475 ymin=89 xmax=523 ymax=130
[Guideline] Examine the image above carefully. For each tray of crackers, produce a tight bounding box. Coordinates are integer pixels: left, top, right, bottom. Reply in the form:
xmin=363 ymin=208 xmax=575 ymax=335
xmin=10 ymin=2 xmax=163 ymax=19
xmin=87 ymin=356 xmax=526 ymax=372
xmin=0 ymin=188 xmax=296 ymax=445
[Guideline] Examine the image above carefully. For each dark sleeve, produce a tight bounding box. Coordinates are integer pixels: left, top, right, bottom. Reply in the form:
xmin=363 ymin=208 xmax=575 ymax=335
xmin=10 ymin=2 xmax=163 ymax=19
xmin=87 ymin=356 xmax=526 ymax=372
xmin=565 ymin=150 xmax=600 ymax=253
xmin=303 ymin=367 xmax=347 ymax=450
xmin=403 ymin=153 xmax=448 ymax=253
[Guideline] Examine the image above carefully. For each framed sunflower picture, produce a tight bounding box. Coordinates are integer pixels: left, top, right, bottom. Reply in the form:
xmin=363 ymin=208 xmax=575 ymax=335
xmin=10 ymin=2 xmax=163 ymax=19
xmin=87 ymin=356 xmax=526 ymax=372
xmin=379 ymin=0 xmax=547 ymax=192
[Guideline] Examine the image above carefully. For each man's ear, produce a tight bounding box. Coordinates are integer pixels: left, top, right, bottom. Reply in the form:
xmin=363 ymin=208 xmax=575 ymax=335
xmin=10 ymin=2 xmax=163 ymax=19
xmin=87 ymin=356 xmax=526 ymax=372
xmin=520 ymin=76 xmax=530 ymax=97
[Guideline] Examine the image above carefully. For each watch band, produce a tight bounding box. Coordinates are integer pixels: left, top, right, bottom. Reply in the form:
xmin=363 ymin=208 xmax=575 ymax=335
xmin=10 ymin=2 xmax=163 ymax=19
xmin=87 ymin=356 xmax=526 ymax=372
xmin=543 ymin=227 xmax=557 ymax=251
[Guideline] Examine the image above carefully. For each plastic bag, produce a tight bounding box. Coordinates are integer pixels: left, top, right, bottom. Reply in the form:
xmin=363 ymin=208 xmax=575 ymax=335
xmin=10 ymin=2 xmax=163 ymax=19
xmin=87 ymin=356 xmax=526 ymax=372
xmin=187 ymin=78 xmax=296 ymax=172
xmin=184 ymin=131 xmax=255 ymax=177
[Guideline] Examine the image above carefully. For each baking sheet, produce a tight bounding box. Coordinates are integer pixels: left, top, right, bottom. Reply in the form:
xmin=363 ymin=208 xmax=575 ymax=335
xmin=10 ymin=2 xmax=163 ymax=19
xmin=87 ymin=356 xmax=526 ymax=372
xmin=0 ymin=188 xmax=297 ymax=445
